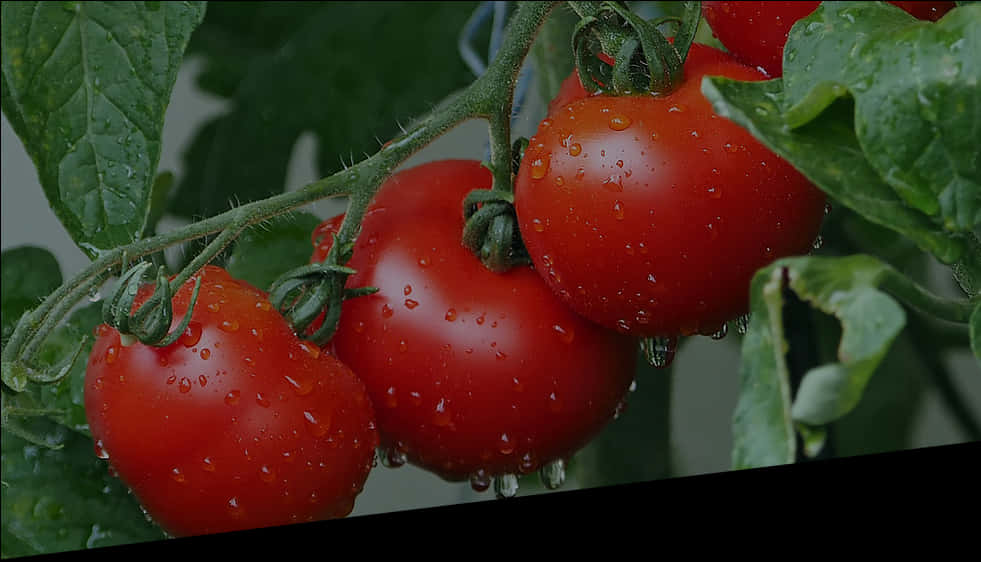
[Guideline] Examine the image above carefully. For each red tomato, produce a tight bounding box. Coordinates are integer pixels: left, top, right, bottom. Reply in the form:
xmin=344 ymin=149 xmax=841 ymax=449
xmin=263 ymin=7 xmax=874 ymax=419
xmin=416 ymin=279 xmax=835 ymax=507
xmin=514 ymin=44 xmax=826 ymax=338
xmin=311 ymin=160 xmax=636 ymax=484
xmin=701 ymin=1 xmax=955 ymax=77
xmin=85 ymin=266 xmax=378 ymax=537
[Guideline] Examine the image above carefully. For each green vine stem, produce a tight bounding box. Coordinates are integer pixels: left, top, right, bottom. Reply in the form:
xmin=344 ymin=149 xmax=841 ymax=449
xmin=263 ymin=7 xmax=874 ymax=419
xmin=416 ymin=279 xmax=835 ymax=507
xmin=879 ymin=268 xmax=976 ymax=324
xmin=0 ymin=1 xmax=561 ymax=380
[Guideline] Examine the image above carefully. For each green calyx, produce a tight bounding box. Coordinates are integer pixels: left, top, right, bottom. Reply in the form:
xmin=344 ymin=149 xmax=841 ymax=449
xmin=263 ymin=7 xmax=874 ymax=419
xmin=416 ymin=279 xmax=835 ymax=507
xmin=101 ymin=260 xmax=202 ymax=347
xmin=570 ymin=1 xmax=701 ymax=96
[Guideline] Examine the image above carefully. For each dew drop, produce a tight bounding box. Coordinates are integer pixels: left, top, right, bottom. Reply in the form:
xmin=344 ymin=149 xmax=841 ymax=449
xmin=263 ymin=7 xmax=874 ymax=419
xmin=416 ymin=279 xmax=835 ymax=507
xmin=399 ymin=339 xmax=408 ymax=353
xmin=382 ymin=447 xmax=407 ymax=468
xmin=668 ymin=104 xmax=687 ymax=113
xmin=707 ymin=186 xmax=721 ymax=199
xmin=476 ymin=314 xmax=486 ymax=325
xmin=381 ymin=304 xmax=394 ymax=318
xmin=552 ymin=324 xmax=575 ymax=344
xmin=444 ymin=308 xmax=457 ymax=321
xmin=554 ymin=176 xmax=565 ymax=187
xmin=824 ymin=203 xmax=832 ymax=215
xmin=608 ymin=114 xmax=631 ymax=130
xmin=403 ymin=285 xmax=412 ymax=296
xmin=612 ymin=200 xmax=625 ymax=220
xmin=178 ymin=377 xmax=192 ymax=393
xmin=180 ymin=322 xmax=202 ymax=347
xmin=603 ymin=175 xmax=624 ymax=192
xmin=470 ymin=469 xmax=491 ymax=492
xmin=94 ymin=439 xmax=110 ymax=460
xmin=256 ymin=392 xmax=271 ymax=408
xmin=432 ymin=398 xmax=452 ymax=427
xmin=540 ymin=459 xmax=566 ymax=490
xmin=207 ymin=303 xmax=220 ymax=313
xmin=259 ymin=465 xmax=276 ymax=483
xmin=227 ymin=497 xmax=243 ymax=517
xmin=530 ymin=155 xmax=550 ymax=179
xmin=812 ymin=235 xmax=824 ymax=250
xmin=532 ymin=218 xmax=546 ymax=232
xmin=299 ymin=341 xmax=320 ymax=359
xmin=199 ymin=348 xmax=211 ymax=360
xmin=284 ymin=374 xmax=314 ymax=396
xmin=219 ymin=320 xmax=239 ymax=332
xmin=735 ymin=313 xmax=751 ymax=335
xmin=198 ymin=375 xmax=208 ymax=387
xmin=166 ymin=375 xmax=176 ymax=385
xmin=104 ymin=346 xmax=118 ymax=364
xmin=224 ymin=390 xmax=241 ymax=406
xmin=711 ymin=323 xmax=728 ymax=340
xmin=170 ymin=467 xmax=186 ymax=483
xmin=494 ymin=474 xmax=519 ymax=499
xmin=640 ymin=336 xmax=677 ymax=368
xmin=569 ymin=143 xmax=582 ymax=156
xmin=202 ymin=457 xmax=215 ymax=472
xmin=255 ymin=300 xmax=271 ymax=311
xmin=498 ymin=433 xmax=514 ymax=455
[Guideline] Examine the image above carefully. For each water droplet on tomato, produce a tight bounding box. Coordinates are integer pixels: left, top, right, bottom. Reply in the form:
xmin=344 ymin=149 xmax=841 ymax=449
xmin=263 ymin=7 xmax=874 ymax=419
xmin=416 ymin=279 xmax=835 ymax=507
xmin=382 ymin=304 xmax=394 ymax=318
xmin=432 ymin=398 xmax=452 ymax=427
xmin=668 ymin=104 xmax=686 ymax=113
xmin=180 ymin=322 xmax=202 ymax=347
xmin=551 ymin=324 xmax=575 ymax=344
xmin=256 ymin=392 xmax=271 ymax=408
xmin=603 ymin=175 xmax=623 ymax=192
xmin=495 ymin=350 xmax=508 ymax=360
xmin=548 ymin=391 xmax=562 ymax=413
xmin=812 ymin=235 xmax=824 ymax=250
xmin=494 ymin=474 xmax=519 ymax=499
xmin=382 ymin=447 xmax=407 ymax=468
xmin=224 ymin=390 xmax=241 ymax=405
xmin=540 ymin=459 xmax=566 ymax=490
xmin=202 ymin=457 xmax=215 ymax=472
xmin=418 ymin=257 xmax=431 ymax=268
xmin=399 ymin=339 xmax=408 ymax=353
xmin=198 ymin=375 xmax=208 ymax=387
xmin=498 ymin=433 xmax=514 ymax=455
xmin=255 ymin=300 xmax=271 ymax=311
xmin=641 ymin=336 xmax=677 ymax=368
xmin=711 ymin=323 xmax=728 ymax=340
xmin=384 ymin=386 xmax=398 ymax=408
xmin=170 ymin=467 xmax=185 ymax=483
xmin=403 ymin=284 xmax=412 ymax=296
xmin=299 ymin=341 xmax=320 ymax=359
xmin=199 ymin=348 xmax=211 ymax=360
xmin=443 ymin=308 xmax=458 ymax=322
xmin=219 ymin=320 xmax=239 ymax=333
xmin=285 ymin=374 xmax=314 ymax=396
xmin=476 ymin=314 xmax=486 ymax=325
xmin=104 ymin=346 xmax=118 ymax=364
xmin=404 ymin=299 xmax=419 ymax=310
xmin=824 ymin=203 xmax=832 ymax=215
xmin=724 ymin=143 xmax=738 ymax=153
xmin=532 ymin=218 xmax=545 ymax=232
xmin=554 ymin=176 xmax=565 ymax=188
xmin=94 ymin=439 xmax=110 ymax=459
xmin=569 ymin=143 xmax=582 ymax=156
xmin=612 ymin=200 xmax=625 ymax=220
xmin=178 ymin=377 xmax=192 ymax=393
xmin=530 ymin=155 xmax=550 ymax=179
xmin=608 ymin=114 xmax=631 ymax=130
xmin=227 ymin=497 xmax=243 ymax=517
xmin=470 ymin=469 xmax=491 ymax=492
xmin=207 ymin=302 xmax=220 ymax=313
xmin=736 ymin=314 xmax=751 ymax=335
xmin=707 ymin=186 xmax=721 ymax=199
xmin=635 ymin=309 xmax=650 ymax=325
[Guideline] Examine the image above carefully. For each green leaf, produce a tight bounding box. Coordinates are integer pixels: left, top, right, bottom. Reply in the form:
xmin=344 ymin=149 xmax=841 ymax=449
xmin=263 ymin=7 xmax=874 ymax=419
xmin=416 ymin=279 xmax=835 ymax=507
xmin=226 ymin=212 xmax=323 ymax=291
xmin=732 ymin=255 xmax=909 ymax=469
xmin=168 ymin=2 xmax=477 ymax=221
xmin=1 ymin=1 xmax=206 ymax=258
xmin=782 ymin=2 xmax=981 ymax=233
xmin=701 ymin=76 xmax=966 ymax=265
xmin=1 ymin=246 xmax=62 ymax=348
xmin=531 ymin=4 xmax=578 ymax=108
xmin=1 ymin=421 xmax=165 ymax=557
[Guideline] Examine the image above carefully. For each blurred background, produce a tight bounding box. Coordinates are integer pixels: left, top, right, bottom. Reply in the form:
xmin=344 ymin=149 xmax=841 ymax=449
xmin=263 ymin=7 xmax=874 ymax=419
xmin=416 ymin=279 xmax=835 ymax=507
xmin=3 ymin=1 xmax=978 ymax=520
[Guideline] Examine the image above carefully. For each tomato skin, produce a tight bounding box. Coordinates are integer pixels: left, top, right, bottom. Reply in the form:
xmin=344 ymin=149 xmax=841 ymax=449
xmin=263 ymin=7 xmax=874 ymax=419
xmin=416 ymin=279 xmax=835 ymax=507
xmin=514 ymin=44 xmax=826 ymax=338
xmin=85 ymin=266 xmax=378 ymax=537
xmin=311 ymin=160 xmax=637 ymax=482
xmin=702 ymin=1 xmax=955 ymax=77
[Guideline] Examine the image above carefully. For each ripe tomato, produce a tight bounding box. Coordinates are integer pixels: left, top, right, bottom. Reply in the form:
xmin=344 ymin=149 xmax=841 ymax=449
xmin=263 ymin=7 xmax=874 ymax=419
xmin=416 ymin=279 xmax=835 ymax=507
xmin=84 ymin=266 xmax=378 ymax=537
xmin=701 ymin=1 xmax=955 ymax=77
xmin=311 ymin=160 xmax=637 ymax=485
xmin=514 ymin=44 xmax=826 ymax=338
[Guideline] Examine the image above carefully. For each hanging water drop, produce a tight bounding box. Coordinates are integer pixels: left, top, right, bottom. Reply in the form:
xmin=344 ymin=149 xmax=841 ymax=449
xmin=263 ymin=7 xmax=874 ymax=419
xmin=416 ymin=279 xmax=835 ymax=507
xmin=710 ymin=323 xmax=728 ymax=340
xmin=494 ymin=473 xmax=519 ymax=499
xmin=640 ymin=336 xmax=677 ymax=368
xmin=735 ymin=313 xmax=751 ymax=335
xmin=811 ymin=235 xmax=824 ymax=250
xmin=470 ymin=469 xmax=491 ymax=492
xmin=382 ymin=447 xmax=407 ymax=468
xmin=539 ymin=459 xmax=566 ymax=490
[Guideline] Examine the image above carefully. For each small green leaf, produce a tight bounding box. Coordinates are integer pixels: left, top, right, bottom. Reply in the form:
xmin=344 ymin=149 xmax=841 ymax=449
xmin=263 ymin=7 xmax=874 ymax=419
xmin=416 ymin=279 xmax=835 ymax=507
xmin=733 ymin=255 xmax=910 ymax=469
xmin=1 ymin=421 xmax=165 ymax=557
xmin=1 ymin=246 xmax=62 ymax=348
xmin=782 ymin=2 xmax=981 ymax=233
xmin=226 ymin=212 xmax=324 ymax=291
xmin=531 ymin=4 xmax=578 ymax=108
xmin=701 ymin=76 xmax=967 ymax=265
xmin=1 ymin=1 xmax=206 ymax=258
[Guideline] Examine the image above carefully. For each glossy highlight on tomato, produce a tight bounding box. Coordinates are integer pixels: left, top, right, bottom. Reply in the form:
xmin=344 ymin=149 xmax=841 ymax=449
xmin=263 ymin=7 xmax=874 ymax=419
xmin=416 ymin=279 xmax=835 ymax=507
xmin=702 ymin=1 xmax=955 ymax=77
xmin=85 ymin=266 xmax=378 ymax=537
xmin=514 ymin=44 xmax=826 ymax=338
xmin=311 ymin=160 xmax=637 ymax=484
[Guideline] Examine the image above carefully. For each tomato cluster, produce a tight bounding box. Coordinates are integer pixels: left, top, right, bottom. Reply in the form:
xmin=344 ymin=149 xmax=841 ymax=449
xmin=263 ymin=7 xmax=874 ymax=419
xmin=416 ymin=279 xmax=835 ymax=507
xmin=82 ymin=6 xmax=851 ymax=539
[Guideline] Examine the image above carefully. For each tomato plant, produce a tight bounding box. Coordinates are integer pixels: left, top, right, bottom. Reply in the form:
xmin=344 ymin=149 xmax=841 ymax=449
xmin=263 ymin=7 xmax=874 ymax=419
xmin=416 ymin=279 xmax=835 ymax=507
xmin=515 ymin=43 xmax=827 ymax=337
xmin=701 ymin=1 xmax=956 ymax=77
xmin=311 ymin=160 xmax=637 ymax=485
xmin=84 ymin=266 xmax=378 ymax=537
